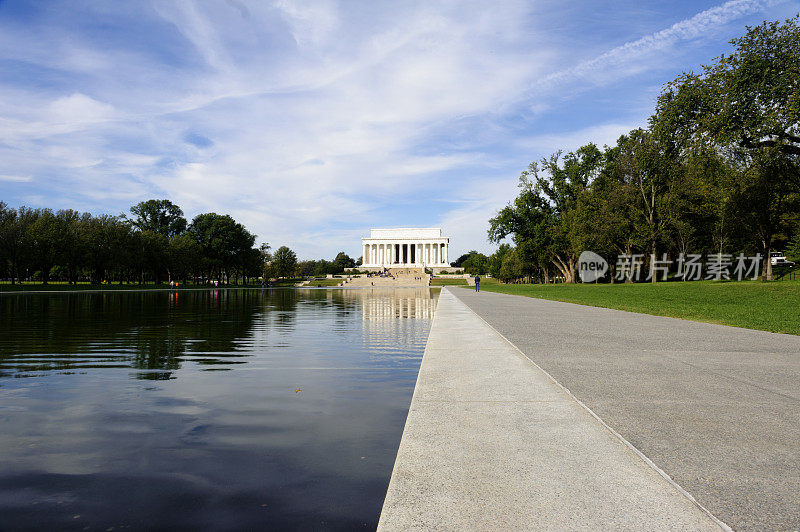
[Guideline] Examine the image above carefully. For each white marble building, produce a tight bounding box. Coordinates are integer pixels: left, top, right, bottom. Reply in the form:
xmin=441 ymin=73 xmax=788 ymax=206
xmin=361 ymin=228 xmax=450 ymax=268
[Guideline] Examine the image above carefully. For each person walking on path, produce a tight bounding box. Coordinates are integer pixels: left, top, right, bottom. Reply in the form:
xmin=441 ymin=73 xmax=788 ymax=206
xmin=474 ymin=274 xmax=480 ymax=292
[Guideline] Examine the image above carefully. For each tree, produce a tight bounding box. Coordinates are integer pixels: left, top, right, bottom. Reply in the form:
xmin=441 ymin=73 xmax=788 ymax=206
xmin=137 ymin=230 xmax=170 ymax=284
xmin=488 ymin=244 xmax=512 ymax=280
xmin=27 ymin=209 xmax=60 ymax=284
xmin=169 ymin=233 xmax=202 ymax=282
xmin=297 ymin=260 xmax=317 ymax=278
xmin=452 ymin=250 xmax=488 ymax=274
xmin=654 ymin=16 xmax=800 ymax=279
xmin=8 ymin=207 xmax=38 ymax=283
xmin=0 ymin=202 xmax=8 ymax=279
xmin=786 ymin=238 xmax=800 ymax=262
xmin=0 ymin=203 xmax=24 ymax=283
xmin=461 ymin=252 xmax=489 ymax=275
xmin=489 ymin=175 xmax=555 ymax=283
xmin=451 ymin=251 xmax=478 ymax=268
xmin=489 ymin=145 xmax=603 ymax=283
xmin=614 ymin=130 xmax=678 ymax=282
xmin=129 ymin=199 xmax=187 ymax=237
xmin=499 ymin=248 xmax=524 ymax=283
xmin=332 ymin=251 xmax=355 ymax=272
xmin=271 ymin=246 xmax=297 ymax=278
xmin=188 ymin=213 xmax=257 ymax=283
xmin=56 ymin=209 xmax=87 ymax=284
xmin=82 ymin=214 xmax=127 ymax=284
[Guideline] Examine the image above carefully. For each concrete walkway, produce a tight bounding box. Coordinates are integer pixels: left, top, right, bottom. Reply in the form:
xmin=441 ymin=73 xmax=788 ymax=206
xmin=451 ymin=288 xmax=800 ymax=531
xmin=378 ymin=289 xmax=724 ymax=530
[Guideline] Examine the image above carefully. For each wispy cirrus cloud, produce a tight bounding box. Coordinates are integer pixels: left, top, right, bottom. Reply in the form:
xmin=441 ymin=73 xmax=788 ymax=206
xmin=525 ymin=0 xmax=789 ymax=101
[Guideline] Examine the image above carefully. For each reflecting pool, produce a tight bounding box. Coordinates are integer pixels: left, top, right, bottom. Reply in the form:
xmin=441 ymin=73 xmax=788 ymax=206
xmin=0 ymin=288 xmax=438 ymax=530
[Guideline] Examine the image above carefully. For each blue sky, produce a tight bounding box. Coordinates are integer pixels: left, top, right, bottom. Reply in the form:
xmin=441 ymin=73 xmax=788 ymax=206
xmin=0 ymin=0 xmax=797 ymax=260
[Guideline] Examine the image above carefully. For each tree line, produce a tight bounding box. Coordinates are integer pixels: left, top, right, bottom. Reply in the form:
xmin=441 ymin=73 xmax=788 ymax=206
xmin=0 ymin=199 xmax=357 ymax=285
xmin=487 ymin=16 xmax=800 ymax=283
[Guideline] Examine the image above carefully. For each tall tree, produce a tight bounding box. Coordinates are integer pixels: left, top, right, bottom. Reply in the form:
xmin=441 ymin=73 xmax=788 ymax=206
xmin=188 ymin=213 xmax=256 ymax=283
xmin=27 ymin=209 xmax=60 ymax=284
xmin=615 ymin=130 xmax=677 ymax=281
xmin=654 ymin=15 xmax=800 ymax=279
xmin=82 ymin=214 xmax=127 ymax=284
xmin=56 ymin=209 xmax=87 ymax=284
xmin=272 ymin=246 xmax=297 ymax=279
xmin=0 ymin=203 xmax=19 ymax=282
xmin=129 ymin=199 xmax=187 ymax=237
xmin=332 ymin=251 xmax=356 ymax=271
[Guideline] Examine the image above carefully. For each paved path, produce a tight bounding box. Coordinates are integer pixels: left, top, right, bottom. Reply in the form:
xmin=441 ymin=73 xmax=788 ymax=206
xmin=378 ymin=289 xmax=723 ymax=531
xmin=451 ymin=287 xmax=800 ymax=531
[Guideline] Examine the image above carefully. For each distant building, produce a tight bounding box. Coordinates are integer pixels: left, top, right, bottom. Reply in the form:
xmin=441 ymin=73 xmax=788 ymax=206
xmin=361 ymin=228 xmax=450 ymax=268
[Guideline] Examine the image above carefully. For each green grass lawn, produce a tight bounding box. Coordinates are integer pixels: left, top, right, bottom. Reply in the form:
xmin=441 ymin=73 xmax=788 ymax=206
xmin=467 ymin=278 xmax=800 ymax=335
xmin=304 ymin=278 xmax=343 ymax=287
xmin=431 ymin=278 xmax=467 ymax=286
xmin=0 ymin=282 xmax=184 ymax=292
xmin=0 ymin=281 xmax=268 ymax=292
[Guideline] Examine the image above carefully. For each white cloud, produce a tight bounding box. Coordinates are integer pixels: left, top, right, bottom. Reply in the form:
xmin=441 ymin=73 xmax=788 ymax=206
xmin=525 ymin=0 xmax=789 ymax=100
xmin=273 ymin=0 xmax=340 ymax=48
xmin=0 ymin=0 xmax=786 ymax=258
xmin=0 ymin=174 xmax=32 ymax=183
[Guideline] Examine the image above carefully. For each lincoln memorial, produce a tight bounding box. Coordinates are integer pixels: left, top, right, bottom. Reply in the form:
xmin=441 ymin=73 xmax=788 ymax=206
xmin=362 ymin=228 xmax=450 ymax=268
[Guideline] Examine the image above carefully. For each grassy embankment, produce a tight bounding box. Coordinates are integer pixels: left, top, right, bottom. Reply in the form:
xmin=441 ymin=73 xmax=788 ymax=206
xmin=430 ymin=278 xmax=468 ymax=286
xmin=0 ymin=280 xmax=293 ymax=292
xmin=0 ymin=281 xmax=204 ymax=292
xmin=304 ymin=278 xmax=344 ymax=287
xmin=466 ymin=278 xmax=800 ymax=335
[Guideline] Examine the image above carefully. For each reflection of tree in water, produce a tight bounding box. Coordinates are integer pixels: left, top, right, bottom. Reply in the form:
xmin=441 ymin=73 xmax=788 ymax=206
xmin=266 ymin=288 xmax=299 ymax=330
xmin=0 ymin=290 xmax=262 ymax=380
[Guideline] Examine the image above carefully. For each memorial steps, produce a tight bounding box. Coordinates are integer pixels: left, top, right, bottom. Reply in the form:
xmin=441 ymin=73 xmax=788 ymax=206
xmin=342 ymin=268 xmax=430 ymax=288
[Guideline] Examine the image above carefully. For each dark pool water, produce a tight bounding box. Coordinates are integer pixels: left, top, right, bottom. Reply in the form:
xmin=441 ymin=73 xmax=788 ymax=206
xmin=0 ymin=288 xmax=437 ymax=531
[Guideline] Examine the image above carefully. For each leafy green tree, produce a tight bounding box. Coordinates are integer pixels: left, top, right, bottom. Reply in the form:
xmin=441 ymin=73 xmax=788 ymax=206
xmin=0 ymin=203 xmax=25 ymax=283
xmin=297 ymin=260 xmax=316 ymax=278
xmin=272 ymin=246 xmax=297 ymax=278
xmin=82 ymin=214 xmax=127 ymax=284
xmin=461 ymin=252 xmax=489 ymax=275
xmin=654 ymin=16 xmax=800 ymax=279
xmin=489 ymin=145 xmax=602 ymax=283
xmin=313 ymin=259 xmax=334 ymax=276
xmin=786 ymin=239 xmax=800 ymax=263
xmin=188 ymin=213 xmax=256 ymax=283
xmin=614 ymin=130 xmax=677 ymax=281
xmin=28 ymin=209 xmax=62 ymax=284
xmin=488 ymin=244 xmax=512 ymax=279
xmin=56 ymin=209 xmax=88 ymax=284
xmin=138 ymin=230 xmax=170 ymax=284
xmin=571 ymin=145 xmax=640 ymax=276
xmin=169 ymin=233 xmax=202 ymax=282
xmin=0 ymin=202 xmax=8 ymax=279
xmin=333 ymin=251 xmax=356 ymax=271
xmin=11 ymin=207 xmax=38 ymax=282
xmin=489 ymin=175 xmax=554 ymax=282
xmin=451 ymin=251 xmax=477 ymax=268
xmin=129 ymin=199 xmax=187 ymax=237
xmin=499 ymin=248 xmax=524 ymax=283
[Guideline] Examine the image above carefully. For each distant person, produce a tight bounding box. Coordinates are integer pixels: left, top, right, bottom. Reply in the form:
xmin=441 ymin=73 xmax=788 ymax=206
xmin=474 ymin=274 xmax=480 ymax=292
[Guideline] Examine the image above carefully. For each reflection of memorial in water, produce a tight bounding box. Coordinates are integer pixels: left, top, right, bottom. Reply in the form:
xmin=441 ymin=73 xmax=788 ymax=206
xmin=338 ymin=288 xmax=438 ymax=364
